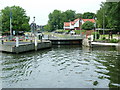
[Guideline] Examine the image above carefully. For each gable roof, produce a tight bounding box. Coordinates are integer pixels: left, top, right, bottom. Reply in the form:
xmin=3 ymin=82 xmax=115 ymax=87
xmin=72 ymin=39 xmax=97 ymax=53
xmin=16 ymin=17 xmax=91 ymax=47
xmin=64 ymin=18 xmax=95 ymax=27
xmin=82 ymin=19 xmax=95 ymax=23
xmin=64 ymin=18 xmax=80 ymax=26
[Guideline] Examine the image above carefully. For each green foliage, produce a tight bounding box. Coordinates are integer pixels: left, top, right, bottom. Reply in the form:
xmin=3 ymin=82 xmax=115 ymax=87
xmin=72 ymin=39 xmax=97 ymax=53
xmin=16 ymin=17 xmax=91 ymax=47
xmin=102 ymin=37 xmax=106 ymax=40
xmin=48 ymin=10 xmax=62 ymax=31
xmin=47 ymin=10 xmax=76 ymax=31
xmin=0 ymin=12 xmax=2 ymax=32
xmin=62 ymin=10 xmax=76 ymax=21
xmin=54 ymin=29 xmax=70 ymax=34
xmin=74 ymin=30 xmax=86 ymax=34
xmin=82 ymin=12 xmax=95 ymax=19
xmin=93 ymin=81 xmax=98 ymax=86
xmin=75 ymin=13 xmax=82 ymax=19
xmin=97 ymin=2 xmax=120 ymax=30
xmin=92 ymin=32 xmax=100 ymax=39
xmin=46 ymin=10 xmax=96 ymax=32
xmin=82 ymin=21 xmax=94 ymax=30
xmin=109 ymin=39 xmax=119 ymax=43
xmin=1 ymin=6 xmax=30 ymax=34
xmin=44 ymin=24 xmax=52 ymax=32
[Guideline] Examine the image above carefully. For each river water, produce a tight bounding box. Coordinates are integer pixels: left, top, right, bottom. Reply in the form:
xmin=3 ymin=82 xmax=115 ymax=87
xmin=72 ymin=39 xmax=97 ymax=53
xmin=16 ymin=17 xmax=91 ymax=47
xmin=1 ymin=45 xmax=120 ymax=88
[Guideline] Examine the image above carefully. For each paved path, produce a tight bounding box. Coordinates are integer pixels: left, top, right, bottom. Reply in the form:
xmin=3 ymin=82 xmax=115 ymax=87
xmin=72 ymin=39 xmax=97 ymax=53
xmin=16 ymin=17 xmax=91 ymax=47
xmin=2 ymin=40 xmax=50 ymax=46
xmin=3 ymin=42 xmax=31 ymax=46
xmin=91 ymin=42 xmax=119 ymax=46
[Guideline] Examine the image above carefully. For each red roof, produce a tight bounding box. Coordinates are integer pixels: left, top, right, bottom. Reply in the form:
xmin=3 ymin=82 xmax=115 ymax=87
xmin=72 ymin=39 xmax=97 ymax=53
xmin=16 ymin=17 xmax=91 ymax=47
xmin=64 ymin=18 xmax=95 ymax=27
xmin=70 ymin=21 xmax=75 ymax=25
xmin=64 ymin=22 xmax=70 ymax=27
xmin=82 ymin=19 xmax=95 ymax=23
xmin=74 ymin=18 xmax=79 ymax=22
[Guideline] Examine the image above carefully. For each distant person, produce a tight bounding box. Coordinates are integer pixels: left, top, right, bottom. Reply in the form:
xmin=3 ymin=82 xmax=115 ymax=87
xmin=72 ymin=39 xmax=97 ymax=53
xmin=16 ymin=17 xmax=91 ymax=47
xmin=109 ymin=31 xmax=113 ymax=39
xmin=117 ymin=32 xmax=120 ymax=40
xmin=70 ymin=30 xmax=75 ymax=35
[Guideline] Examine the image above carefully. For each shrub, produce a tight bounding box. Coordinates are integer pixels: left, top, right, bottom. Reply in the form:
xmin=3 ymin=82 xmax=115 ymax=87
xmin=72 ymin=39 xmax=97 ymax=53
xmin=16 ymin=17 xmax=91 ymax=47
xmin=102 ymin=37 xmax=106 ymax=40
xmin=109 ymin=39 xmax=119 ymax=43
xmin=82 ymin=21 xmax=94 ymax=30
xmin=74 ymin=30 xmax=86 ymax=34
xmin=92 ymin=32 xmax=100 ymax=39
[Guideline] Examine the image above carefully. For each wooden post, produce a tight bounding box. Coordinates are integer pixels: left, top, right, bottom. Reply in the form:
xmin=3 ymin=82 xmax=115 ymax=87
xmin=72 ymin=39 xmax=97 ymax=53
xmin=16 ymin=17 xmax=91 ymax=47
xmin=35 ymin=36 xmax=38 ymax=51
xmin=1 ymin=40 xmax=4 ymax=44
xmin=16 ymin=36 xmax=19 ymax=47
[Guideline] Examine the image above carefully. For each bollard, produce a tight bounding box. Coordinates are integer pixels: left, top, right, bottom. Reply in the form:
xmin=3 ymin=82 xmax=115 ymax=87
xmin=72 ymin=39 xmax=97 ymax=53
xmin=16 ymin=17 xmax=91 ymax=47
xmin=34 ymin=36 xmax=38 ymax=51
xmin=2 ymin=40 xmax=4 ymax=44
xmin=16 ymin=36 xmax=19 ymax=47
xmin=41 ymin=35 xmax=42 ymax=42
xmin=30 ymin=40 xmax=32 ymax=43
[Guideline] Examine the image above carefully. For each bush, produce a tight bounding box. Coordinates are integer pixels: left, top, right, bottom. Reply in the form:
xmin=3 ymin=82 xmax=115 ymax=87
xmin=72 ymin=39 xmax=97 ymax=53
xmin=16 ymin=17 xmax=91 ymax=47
xmin=55 ymin=29 xmax=70 ymax=34
xmin=102 ymin=37 xmax=106 ymax=40
xmin=82 ymin=21 xmax=94 ymax=30
xmin=74 ymin=30 xmax=86 ymax=34
xmin=92 ymin=32 xmax=100 ymax=39
xmin=109 ymin=39 xmax=119 ymax=43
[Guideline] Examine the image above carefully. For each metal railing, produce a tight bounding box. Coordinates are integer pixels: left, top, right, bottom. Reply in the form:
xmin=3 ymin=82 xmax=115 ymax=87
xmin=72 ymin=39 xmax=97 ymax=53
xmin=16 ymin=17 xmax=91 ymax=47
xmin=43 ymin=34 xmax=85 ymax=40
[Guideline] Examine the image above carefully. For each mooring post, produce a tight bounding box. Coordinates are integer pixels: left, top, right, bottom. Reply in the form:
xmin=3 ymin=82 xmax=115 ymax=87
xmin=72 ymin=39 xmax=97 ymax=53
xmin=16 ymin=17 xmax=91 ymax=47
xmin=30 ymin=35 xmax=32 ymax=43
xmin=16 ymin=36 xmax=19 ymax=47
xmin=41 ymin=34 xmax=42 ymax=42
xmin=35 ymin=36 xmax=38 ymax=51
xmin=1 ymin=40 xmax=4 ymax=44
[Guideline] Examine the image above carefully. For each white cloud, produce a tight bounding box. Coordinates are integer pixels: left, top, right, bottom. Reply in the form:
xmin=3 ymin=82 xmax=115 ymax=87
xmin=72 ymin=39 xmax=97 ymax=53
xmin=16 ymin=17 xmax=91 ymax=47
xmin=0 ymin=0 xmax=106 ymax=25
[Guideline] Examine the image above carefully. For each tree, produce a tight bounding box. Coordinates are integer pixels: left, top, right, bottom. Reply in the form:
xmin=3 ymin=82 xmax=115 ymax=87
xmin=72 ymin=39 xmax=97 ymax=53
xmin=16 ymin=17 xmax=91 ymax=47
xmin=82 ymin=12 xmax=95 ymax=19
xmin=1 ymin=6 xmax=30 ymax=34
xmin=48 ymin=10 xmax=62 ymax=31
xmin=106 ymin=2 xmax=120 ymax=30
xmin=47 ymin=9 xmax=76 ymax=31
xmin=0 ymin=12 xmax=2 ymax=33
xmin=62 ymin=10 xmax=76 ymax=21
xmin=75 ymin=13 xmax=82 ymax=19
xmin=97 ymin=2 xmax=120 ymax=31
xmin=82 ymin=21 xmax=94 ymax=30
xmin=96 ymin=8 xmax=108 ymax=28
xmin=44 ymin=24 xmax=52 ymax=32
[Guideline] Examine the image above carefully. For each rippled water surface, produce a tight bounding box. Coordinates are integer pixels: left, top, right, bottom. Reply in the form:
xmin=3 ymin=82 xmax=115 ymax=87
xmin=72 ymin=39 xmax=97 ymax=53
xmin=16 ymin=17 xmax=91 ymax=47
xmin=1 ymin=45 xmax=120 ymax=88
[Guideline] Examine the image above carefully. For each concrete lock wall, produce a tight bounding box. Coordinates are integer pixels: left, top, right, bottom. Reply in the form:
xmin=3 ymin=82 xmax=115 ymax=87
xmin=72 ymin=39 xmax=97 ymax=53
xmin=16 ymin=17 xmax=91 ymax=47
xmin=0 ymin=41 xmax=52 ymax=53
xmin=13 ymin=42 xmax=52 ymax=53
xmin=13 ymin=44 xmax=35 ymax=53
xmin=0 ymin=45 xmax=13 ymax=52
xmin=82 ymin=38 xmax=91 ymax=47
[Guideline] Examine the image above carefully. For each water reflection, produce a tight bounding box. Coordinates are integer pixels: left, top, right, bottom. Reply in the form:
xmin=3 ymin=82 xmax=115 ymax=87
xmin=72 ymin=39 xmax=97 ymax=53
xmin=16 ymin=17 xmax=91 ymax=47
xmin=93 ymin=49 xmax=120 ymax=87
xmin=1 ymin=45 xmax=120 ymax=88
xmin=2 ymin=49 xmax=51 ymax=85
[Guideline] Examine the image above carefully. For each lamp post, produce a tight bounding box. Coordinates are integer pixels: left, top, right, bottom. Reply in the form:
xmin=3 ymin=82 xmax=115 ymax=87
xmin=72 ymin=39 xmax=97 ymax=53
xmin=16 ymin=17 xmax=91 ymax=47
xmin=80 ymin=18 xmax=82 ymax=36
xmin=94 ymin=17 xmax=97 ymax=40
xmin=10 ymin=7 xmax=12 ymax=40
xmin=33 ymin=17 xmax=38 ymax=51
xmin=103 ymin=10 xmax=105 ymax=35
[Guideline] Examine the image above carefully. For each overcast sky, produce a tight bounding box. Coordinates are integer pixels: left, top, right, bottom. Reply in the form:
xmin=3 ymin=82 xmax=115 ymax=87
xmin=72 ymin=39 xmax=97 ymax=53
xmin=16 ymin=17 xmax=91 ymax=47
xmin=0 ymin=0 xmax=106 ymax=25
